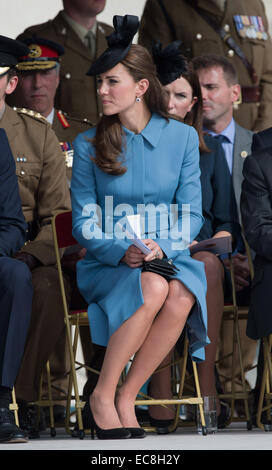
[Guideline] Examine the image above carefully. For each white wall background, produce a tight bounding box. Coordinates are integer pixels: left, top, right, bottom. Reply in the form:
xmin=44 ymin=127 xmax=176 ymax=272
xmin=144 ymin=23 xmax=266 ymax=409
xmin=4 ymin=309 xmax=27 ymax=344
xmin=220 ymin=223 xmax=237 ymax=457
xmin=1 ymin=0 xmax=271 ymax=40
xmin=0 ymin=1 xmax=146 ymax=39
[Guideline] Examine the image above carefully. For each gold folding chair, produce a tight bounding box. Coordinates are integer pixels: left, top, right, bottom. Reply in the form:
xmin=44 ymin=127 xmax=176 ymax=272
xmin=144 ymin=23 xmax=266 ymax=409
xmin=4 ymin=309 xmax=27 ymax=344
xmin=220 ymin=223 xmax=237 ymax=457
xmin=133 ymin=335 xmax=207 ymax=434
xmin=52 ymin=211 xmax=207 ymax=436
xmin=133 ymin=237 xmax=240 ymax=435
xmin=9 ymin=387 xmax=19 ymax=427
xmin=51 ymin=210 xmax=100 ymax=439
xmin=217 ymin=235 xmax=255 ymax=430
xmin=34 ymin=360 xmax=59 ymax=437
xmin=255 ymin=337 xmax=272 ymax=431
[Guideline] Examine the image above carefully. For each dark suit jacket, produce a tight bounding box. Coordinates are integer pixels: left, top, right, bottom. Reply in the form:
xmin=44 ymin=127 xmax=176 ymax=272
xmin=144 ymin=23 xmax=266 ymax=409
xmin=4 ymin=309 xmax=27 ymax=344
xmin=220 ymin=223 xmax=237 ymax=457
xmin=252 ymin=126 xmax=272 ymax=152
xmin=197 ymin=134 xmax=240 ymax=242
xmin=0 ymin=128 xmax=26 ymax=256
xmin=241 ymin=148 xmax=272 ymax=339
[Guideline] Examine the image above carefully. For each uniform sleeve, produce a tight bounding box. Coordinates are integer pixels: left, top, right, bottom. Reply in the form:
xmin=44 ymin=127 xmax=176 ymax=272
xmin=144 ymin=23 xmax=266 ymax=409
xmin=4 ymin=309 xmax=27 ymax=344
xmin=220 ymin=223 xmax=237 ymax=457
xmin=0 ymin=129 xmax=26 ymax=256
xmin=20 ymin=123 xmax=71 ymax=265
xmin=71 ymin=133 xmax=129 ymax=266
xmin=157 ymin=126 xmax=204 ymax=258
xmin=138 ymin=0 xmax=174 ymax=50
xmin=241 ymin=153 xmax=272 ymax=260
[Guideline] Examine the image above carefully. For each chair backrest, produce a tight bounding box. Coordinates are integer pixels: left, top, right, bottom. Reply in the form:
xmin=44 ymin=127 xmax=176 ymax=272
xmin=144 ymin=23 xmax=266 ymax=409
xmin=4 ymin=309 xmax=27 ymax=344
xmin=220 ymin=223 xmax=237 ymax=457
xmin=53 ymin=210 xmax=77 ymax=249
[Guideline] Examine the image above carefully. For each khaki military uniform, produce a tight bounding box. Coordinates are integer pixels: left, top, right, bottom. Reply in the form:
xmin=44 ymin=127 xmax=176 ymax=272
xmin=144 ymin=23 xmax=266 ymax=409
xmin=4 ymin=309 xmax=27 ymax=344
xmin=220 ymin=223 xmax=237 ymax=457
xmin=0 ymin=104 xmax=71 ymax=402
xmin=16 ymin=11 xmax=113 ymax=124
xmin=138 ymin=0 xmax=272 ymax=131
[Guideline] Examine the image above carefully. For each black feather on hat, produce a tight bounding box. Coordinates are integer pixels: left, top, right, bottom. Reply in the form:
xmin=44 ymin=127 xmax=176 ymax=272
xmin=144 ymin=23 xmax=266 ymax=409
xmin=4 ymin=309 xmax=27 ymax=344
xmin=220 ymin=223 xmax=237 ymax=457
xmin=86 ymin=15 xmax=139 ymax=76
xmin=152 ymin=40 xmax=188 ymax=86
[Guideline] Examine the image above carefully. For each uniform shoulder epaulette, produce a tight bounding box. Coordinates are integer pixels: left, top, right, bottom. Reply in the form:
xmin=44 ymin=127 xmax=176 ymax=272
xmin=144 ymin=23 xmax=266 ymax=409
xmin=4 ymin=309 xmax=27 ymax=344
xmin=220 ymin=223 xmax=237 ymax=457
xmin=57 ymin=109 xmax=93 ymax=127
xmin=13 ymin=107 xmax=48 ymax=123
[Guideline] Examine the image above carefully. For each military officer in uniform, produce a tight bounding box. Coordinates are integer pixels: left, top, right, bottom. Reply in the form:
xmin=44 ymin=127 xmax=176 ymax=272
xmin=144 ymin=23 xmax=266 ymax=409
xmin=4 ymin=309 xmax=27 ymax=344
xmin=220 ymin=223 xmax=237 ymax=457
xmin=15 ymin=0 xmax=113 ymax=124
xmin=0 ymin=34 xmax=71 ymax=437
xmin=12 ymin=36 xmax=93 ymax=179
xmin=138 ymin=0 xmax=272 ymax=132
xmin=12 ymin=36 xmax=93 ymax=417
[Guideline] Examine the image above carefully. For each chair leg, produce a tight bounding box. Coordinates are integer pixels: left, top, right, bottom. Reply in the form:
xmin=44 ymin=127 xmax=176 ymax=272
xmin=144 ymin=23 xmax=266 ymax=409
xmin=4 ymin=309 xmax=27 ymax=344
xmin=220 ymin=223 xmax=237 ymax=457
xmin=172 ymin=346 xmax=188 ymax=430
xmin=234 ymin=315 xmax=251 ymax=429
xmin=192 ymin=361 xmax=206 ymax=435
xmin=45 ymin=361 xmax=56 ymax=437
xmin=10 ymin=387 xmax=19 ymax=427
xmin=218 ymin=313 xmax=251 ymax=429
xmin=258 ymin=336 xmax=272 ymax=431
xmin=65 ymin=320 xmax=85 ymax=439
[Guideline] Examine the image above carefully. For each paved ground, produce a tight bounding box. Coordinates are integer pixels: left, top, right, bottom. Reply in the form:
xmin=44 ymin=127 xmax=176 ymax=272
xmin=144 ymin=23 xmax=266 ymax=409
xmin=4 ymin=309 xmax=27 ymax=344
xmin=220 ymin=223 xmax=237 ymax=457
xmin=1 ymin=421 xmax=271 ymax=451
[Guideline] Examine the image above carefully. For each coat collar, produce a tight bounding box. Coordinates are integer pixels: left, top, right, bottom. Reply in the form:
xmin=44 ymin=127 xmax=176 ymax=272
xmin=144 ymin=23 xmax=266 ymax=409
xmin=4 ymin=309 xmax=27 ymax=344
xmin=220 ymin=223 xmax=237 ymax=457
xmin=195 ymin=0 xmax=225 ymax=18
xmin=123 ymin=113 xmax=165 ymax=147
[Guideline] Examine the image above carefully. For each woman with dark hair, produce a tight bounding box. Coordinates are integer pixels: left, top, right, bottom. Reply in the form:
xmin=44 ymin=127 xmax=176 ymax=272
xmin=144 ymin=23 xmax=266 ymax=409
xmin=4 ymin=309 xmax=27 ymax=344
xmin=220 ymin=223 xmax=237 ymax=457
xmin=149 ymin=41 xmax=240 ymax=432
xmin=71 ymin=16 xmax=209 ymax=439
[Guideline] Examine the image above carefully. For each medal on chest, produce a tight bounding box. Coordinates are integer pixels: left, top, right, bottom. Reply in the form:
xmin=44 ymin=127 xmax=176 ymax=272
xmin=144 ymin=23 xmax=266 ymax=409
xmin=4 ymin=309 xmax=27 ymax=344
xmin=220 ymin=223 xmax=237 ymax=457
xmin=233 ymin=15 xmax=268 ymax=40
xmin=59 ymin=141 xmax=74 ymax=167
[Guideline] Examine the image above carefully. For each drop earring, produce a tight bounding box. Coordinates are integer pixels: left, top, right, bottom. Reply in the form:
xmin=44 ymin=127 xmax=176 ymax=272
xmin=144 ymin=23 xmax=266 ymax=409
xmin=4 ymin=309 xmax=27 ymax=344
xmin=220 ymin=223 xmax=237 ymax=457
xmin=135 ymin=96 xmax=141 ymax=102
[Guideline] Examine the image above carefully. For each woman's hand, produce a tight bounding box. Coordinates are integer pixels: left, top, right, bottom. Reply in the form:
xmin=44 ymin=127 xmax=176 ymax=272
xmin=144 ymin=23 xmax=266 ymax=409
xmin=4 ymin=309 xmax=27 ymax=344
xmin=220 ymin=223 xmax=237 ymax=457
xmin=121 ymin=245 xmax=145 ymax=268
xmin=121 ymin=240 xmax=163 ymax=267
xmin=142 ymin=239 xmax=163 ymax=262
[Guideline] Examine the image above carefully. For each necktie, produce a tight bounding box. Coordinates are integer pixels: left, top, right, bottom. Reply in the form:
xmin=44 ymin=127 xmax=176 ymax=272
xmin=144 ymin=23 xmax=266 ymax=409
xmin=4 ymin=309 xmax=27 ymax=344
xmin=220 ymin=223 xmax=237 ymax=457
xmin=214 ymin=133 xmax=233 ymax=173
xmin=214 ymin=134 xmax=229 ymax=144
xmin=85 ymin=30 xmax=96 ymax=58
xmin=212 ymin=0 xmax=226 ymax=12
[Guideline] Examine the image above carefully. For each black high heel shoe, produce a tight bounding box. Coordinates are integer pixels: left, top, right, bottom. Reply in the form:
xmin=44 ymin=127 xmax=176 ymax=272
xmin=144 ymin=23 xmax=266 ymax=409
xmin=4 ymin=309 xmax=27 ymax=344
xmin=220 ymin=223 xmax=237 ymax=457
xmin=217 ymin=402 xmax=230 ymax=429
xmin=126 ymin=427 xmax=146 ymax=438
xmin=89 ymin=406 xmax=131 ymax=440
xmin=147 ymin=383 xmax=175 ymax=434
xmin=149 ymin=415 xmax=174 ymax=434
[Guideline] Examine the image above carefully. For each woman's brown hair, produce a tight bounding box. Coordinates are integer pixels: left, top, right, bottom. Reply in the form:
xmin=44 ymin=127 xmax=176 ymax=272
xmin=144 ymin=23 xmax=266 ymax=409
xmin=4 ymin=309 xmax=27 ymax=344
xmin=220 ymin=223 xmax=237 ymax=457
xmin=92 ymin=44 xmax=171 ymax=175
xmin=180 ymin=62 xmax=210 ymax=154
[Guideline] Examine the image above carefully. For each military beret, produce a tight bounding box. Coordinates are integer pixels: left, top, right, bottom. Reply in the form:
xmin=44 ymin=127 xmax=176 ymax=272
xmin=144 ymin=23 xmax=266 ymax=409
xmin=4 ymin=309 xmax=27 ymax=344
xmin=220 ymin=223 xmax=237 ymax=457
xmin=86 ymin=15 xmax=139 ymax=76
xmin=17 ymin=35 xmax=64 ymax=71
xmin=0 ymin=34 xmax=29 ymax=77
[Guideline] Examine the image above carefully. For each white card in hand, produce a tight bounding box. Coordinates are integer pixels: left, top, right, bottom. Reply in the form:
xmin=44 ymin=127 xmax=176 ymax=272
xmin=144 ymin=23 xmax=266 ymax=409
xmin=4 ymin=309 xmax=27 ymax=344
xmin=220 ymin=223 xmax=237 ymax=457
xmin=126 ymin=214 xmax=141 ymax=238
xmin=118 ymin=215 xmax=152 ymax=255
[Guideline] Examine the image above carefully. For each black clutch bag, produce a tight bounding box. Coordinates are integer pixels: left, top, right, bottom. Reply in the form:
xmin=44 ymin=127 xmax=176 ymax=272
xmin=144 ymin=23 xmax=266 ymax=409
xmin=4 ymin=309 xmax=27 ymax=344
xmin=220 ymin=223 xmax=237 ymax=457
xmin=142 ymin=258 xmax=180 ymax=281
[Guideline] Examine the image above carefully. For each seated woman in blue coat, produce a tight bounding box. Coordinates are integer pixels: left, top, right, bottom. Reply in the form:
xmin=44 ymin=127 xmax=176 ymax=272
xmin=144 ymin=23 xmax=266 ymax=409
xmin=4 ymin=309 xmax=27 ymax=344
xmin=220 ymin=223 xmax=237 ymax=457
xmin=149 ymin=41 xmax=240 ymax=431
xmin=71 ymin=15 xmax=209 ymax=439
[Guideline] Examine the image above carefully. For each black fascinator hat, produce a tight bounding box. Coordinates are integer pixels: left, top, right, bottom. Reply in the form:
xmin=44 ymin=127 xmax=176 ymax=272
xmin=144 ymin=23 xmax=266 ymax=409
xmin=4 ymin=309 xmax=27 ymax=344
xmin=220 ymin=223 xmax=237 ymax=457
xmin=152 ymin=40 xmax=188 ymax=86
xmin=0 ymin=35 xmax=29 ymax=77
xmin=86 ymin=15 xmax=139 ymax=76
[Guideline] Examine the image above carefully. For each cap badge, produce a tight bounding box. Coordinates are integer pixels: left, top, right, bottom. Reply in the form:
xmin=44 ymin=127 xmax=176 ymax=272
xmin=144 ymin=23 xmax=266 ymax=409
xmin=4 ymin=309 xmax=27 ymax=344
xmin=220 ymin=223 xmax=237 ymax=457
xmin=28 ymin=44 xmax=42 ymax=58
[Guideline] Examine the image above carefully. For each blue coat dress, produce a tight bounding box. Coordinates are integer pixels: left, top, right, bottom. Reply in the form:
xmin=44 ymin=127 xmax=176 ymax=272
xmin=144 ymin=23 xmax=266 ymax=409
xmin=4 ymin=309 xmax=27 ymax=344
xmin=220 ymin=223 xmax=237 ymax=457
xmin=71 ymin=113 xmax=209 ymax=362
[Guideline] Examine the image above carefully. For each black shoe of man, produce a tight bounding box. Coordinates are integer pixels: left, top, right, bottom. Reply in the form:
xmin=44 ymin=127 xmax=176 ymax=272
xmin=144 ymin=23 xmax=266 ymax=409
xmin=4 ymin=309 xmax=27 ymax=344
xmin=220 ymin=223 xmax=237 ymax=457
xmin=0 ymin=408 xmax=28 ymax=443
xmin=17 ymin=401 xmax=43 ymax=439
